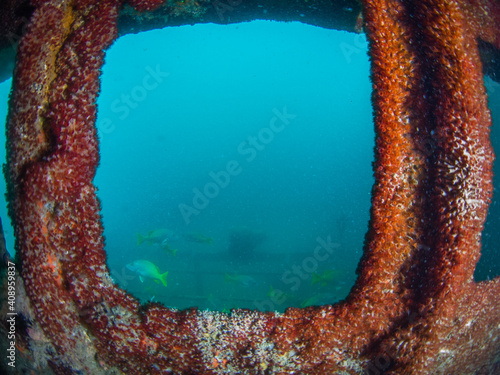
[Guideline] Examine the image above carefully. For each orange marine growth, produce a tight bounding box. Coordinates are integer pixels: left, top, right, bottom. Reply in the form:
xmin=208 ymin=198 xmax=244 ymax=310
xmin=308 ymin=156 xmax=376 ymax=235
xmin=4 ymin=0 xmax=500 ymax=373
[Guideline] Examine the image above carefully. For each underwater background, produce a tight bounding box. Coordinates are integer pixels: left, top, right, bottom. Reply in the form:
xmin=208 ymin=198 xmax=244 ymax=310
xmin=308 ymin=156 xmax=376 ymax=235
xmin=0 ymin=20 xmax=498 ymax=312
xmin=95 ymin=21 xmax=373 ymax=312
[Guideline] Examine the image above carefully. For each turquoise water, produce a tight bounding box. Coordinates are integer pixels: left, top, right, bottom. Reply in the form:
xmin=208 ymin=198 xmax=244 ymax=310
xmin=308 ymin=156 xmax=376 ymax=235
xmin=481 ymin=77 xmax=500 ymax=281
xmin=0 ymin=77 xmax=13 ymax=254
xmin=95 ymin=21 xmax=373 ymax=312
xmin=0 ymin=20 xmax=497 ymax=312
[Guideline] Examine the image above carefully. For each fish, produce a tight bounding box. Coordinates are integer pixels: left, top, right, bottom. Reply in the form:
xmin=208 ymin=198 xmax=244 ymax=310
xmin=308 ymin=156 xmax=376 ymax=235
xmin=182 ymin=232 xmax=213 ymax=245
xmin=300 ymin=292 xmax=338 ymax=308
xmin=126 ymin=260 xmax=168 ymax=287
xmin=267 ymin=285 xmax=296 ymax=303
xmin=136 ymin=228 xmax=178 ymax=246
xmin=160 ymin=239 xmax=178 ymax=256
xmin=311 ymin=270 xmax=343 ymax=287
xmin=224 ymin=273 xmax=258 ymax=287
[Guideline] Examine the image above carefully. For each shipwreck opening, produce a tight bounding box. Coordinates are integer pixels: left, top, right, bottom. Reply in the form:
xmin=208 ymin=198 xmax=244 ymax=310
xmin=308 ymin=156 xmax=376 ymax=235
xmin=95 ymin=20 xmax=374 ymax=312
xmin=1 ymin=0 xmax=499 ymax=372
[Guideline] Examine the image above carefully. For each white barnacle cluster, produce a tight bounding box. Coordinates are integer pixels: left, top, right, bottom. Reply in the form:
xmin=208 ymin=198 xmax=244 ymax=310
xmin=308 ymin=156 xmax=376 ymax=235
xmin=271 ymin=348 xmax=301 ymax=371
xmin=195 ymin=310 xmax=234 ymax=368
xmin=230 ymin=310 xmax=268 ymax=340
xmin=231 ymin=310 xmax=275 ymax=369
xmin=194 ymin=309 xmax=283 ymax=372
xmin=441 ymin=134 xmax=490 ymax=210
xmin=93 ymin=265 xmax=116 ymax=289
xmin=249 ymin=339 xmax=276 ymax=371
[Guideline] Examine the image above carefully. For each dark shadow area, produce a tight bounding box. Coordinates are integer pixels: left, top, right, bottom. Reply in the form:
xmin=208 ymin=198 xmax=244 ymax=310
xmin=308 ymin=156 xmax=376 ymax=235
xmin=227 ymin=227 xmax=267 ymax=261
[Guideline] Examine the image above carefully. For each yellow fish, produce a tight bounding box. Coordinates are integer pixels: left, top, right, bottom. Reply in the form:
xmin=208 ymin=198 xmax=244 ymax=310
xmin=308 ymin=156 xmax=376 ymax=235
xmin=300 ymin=292 xmax=338 ymax=308
xmin=311 ymin=270 xmax=343 ymax=287
xmin=126 ymin=260 xmax=168 ymax=287
xmin=136 ymin=228 xmax=178 ymax=246
xmin=225 ymin=273 xmax=257 ymax=287
xmin=160 ymin=240 xmax=178 ymax=256
xmin=267 ymin=285 xmax=295 ymax=302
xmin=183 ymin=232 xmax=213 ymax=245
